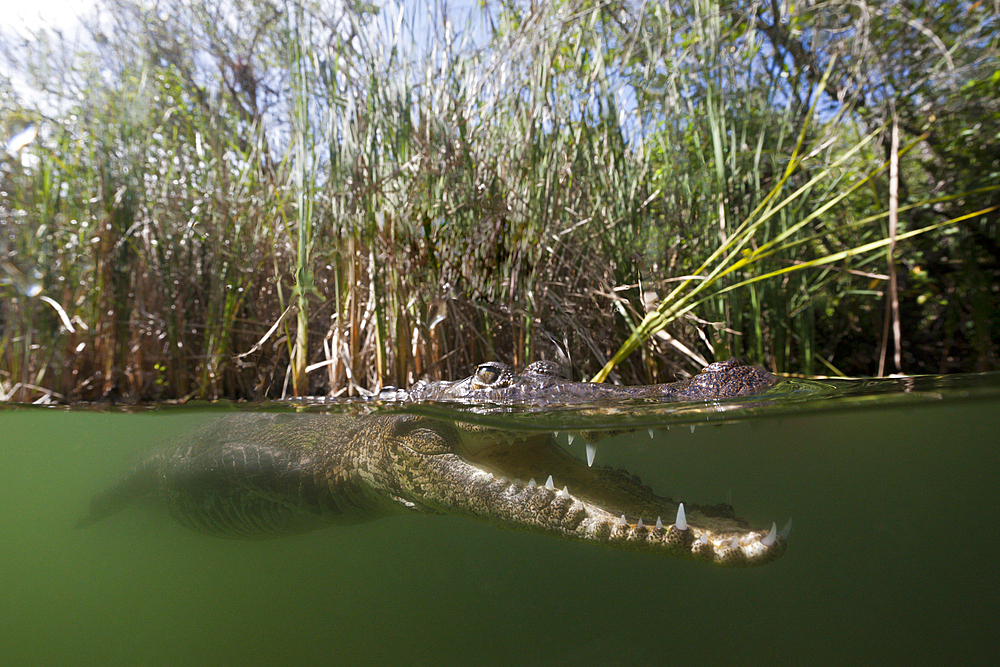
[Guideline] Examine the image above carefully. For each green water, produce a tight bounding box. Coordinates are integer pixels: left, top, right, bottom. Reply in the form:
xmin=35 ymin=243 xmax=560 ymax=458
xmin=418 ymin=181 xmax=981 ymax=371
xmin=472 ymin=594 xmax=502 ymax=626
xmin=2 ymin=375 xmax=998 ymax=666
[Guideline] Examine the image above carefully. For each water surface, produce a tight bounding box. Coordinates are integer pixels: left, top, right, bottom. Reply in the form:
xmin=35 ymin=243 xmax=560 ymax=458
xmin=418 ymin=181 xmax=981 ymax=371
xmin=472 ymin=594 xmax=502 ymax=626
xmin=1 ymin=373 xmax=997 ymax=666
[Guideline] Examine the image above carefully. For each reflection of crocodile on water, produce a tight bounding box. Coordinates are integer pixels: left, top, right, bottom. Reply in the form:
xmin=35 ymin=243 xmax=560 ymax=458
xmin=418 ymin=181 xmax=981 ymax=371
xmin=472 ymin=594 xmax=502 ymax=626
xmin=78 ymin=358 xmax=788 ymax=567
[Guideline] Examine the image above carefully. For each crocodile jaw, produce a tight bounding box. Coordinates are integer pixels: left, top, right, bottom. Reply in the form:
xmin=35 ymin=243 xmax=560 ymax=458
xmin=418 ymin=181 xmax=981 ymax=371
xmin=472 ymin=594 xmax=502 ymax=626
xmin=392 ymin=424 xmax=786 ymax=567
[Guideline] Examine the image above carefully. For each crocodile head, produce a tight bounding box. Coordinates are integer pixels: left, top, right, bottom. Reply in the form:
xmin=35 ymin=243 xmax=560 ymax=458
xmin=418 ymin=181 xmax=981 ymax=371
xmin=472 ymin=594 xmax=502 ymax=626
xmin=380 ymin=413 xmax=787 ymax=567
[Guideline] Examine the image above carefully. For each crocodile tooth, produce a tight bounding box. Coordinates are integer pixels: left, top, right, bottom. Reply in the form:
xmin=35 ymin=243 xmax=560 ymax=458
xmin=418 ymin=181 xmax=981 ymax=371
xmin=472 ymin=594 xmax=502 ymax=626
xmin=498 ymin=476 xmax=508 ymax=484
xmin=513 ymin=478 xmax=522 ymax=486
xmin=730 ymin=537 xmax=740 ymax=549
xmin=647 ymin=428 xmax=654 ymax=439
xmin=695 ymin=534 xmax=709 ymax=545
xmin=586 ymin=443 xmax=596 ymax=467
xmin=655 ymin=516 xmax=663 ymax=531
xmin=690 ymin=425 xmax=696 ymax=433
xmin=636 ymin=518 xmax=644 ymax=529
xmin=559 ymin=486 xmax=569 ymax=498
xmin=619 ymin=515 xmax=627 ymax=526
xmin=545 ymin=475 xmax=554 ymax=490
xmin=554 ymin=431 xmax=559 ymax=438
xmin=675 ymin=503 xmax=688 ymax=531
xmin=779 ymin=518 xmax=793 ymax=539
xmin=566 ymin=433 xmax=575 ymax=445
xmin=527 ymin=478 xmax=537 ymax=488
xmin=761 ymin=522 xmax=778 ymax=546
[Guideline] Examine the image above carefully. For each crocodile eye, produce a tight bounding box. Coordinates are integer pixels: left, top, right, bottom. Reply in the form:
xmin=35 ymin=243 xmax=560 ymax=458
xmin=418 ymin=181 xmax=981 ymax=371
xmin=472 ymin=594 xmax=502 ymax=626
xmin=473 ymin=362 xmax=510 ymax=388
xmin=475 ymin=364 xmax=501 ymax=385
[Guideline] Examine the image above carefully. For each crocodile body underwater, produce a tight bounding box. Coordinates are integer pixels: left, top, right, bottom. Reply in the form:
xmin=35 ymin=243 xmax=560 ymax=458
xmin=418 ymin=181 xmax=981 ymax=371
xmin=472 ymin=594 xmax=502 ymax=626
xmin=78 ymin=359 xmax=788 ymax=567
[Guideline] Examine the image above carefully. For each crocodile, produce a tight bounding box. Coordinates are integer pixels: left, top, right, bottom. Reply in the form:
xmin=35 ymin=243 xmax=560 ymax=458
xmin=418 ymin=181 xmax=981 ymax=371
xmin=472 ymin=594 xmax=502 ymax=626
xmin=78 ymin=359 xmax=787 ymax=566
xmin=381 ymin=357 xmax=777 ymax=405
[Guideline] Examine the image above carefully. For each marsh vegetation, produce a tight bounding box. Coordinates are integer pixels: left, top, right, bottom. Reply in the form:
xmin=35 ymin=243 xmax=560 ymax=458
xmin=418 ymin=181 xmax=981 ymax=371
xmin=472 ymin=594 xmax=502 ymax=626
xmin=1 ymin=0 xmax=997 ymax=402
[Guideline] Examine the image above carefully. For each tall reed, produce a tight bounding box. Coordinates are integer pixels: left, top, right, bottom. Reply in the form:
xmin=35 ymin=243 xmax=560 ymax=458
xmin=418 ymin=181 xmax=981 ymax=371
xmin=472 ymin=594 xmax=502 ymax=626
xmin=1 ymin=0 xmax=995 ymax=403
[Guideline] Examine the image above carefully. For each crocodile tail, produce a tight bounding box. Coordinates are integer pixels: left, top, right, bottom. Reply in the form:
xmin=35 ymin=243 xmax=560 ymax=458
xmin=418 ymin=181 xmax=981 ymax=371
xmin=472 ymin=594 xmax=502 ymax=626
xmin=75 ymin=459 xmax=158 ymax=529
